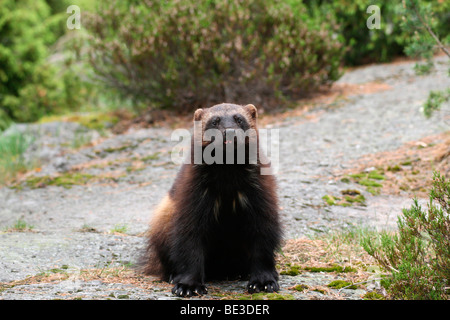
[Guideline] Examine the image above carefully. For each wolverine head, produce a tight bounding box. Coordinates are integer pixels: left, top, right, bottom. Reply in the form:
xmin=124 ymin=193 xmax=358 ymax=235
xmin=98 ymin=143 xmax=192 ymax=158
xmin=192 ymin=103 xmax=259 ymax=164
xmin=194 ymin=103 xmax=258 ymax=145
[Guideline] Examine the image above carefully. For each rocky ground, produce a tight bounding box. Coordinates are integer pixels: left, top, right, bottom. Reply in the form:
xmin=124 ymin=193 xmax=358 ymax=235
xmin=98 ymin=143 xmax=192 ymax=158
xmin=0 ymin=56 xmax=448 ymax=300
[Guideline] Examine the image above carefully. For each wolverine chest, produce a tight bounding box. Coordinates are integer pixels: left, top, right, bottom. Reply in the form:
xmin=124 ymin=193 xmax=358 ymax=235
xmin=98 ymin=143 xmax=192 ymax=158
xmin=197 ymin=165 xmax=260 ymax=218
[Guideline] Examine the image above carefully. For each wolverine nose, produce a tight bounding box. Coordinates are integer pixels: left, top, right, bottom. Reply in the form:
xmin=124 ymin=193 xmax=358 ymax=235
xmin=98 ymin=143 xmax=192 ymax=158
xmin=224 ymin=129 xmax=236 ymax=145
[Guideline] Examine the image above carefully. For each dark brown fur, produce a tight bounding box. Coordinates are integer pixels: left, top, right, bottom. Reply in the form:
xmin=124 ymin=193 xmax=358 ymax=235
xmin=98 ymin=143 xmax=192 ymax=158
xmin=141 ymin=103 xmax=282 ymax=297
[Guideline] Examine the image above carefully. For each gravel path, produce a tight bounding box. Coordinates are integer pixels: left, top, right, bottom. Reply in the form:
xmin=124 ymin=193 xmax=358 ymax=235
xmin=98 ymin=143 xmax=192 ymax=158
xmin=0 ymin=57 xmax=448 ymax=300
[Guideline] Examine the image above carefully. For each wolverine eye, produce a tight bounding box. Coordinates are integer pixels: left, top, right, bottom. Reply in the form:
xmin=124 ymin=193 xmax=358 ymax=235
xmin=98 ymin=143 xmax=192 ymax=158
xmin=211 ymin=117 xmax=220 ymax=126
xmin=234 ymin=115 xmax=243 ymax=125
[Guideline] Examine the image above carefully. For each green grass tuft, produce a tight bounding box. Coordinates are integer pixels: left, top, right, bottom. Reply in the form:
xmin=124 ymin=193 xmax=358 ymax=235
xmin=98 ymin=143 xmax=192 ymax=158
xmin=4 ymin=219 xmax=34 ymax=232
xmin=0 ymin=129 xmax=35 ymax=184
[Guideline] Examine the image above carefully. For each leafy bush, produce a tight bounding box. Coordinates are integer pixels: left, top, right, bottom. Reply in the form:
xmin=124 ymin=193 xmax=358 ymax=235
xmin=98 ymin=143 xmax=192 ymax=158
xmin=304 ymin=0 xmax=449 ymax=66
xmin=400 ymin=0 xmax=450 ymax=64
xmin=362 ymin=172 xmax=450 ymax=300
xmin=85 ymin=0 xmax=344 ymax=112
xmin=397 ymin=0 xmax=450 ymax=118
xmin=303 ymin=0 xmax=407 ymax=65
xmin=423 ymin=89 xmax=450 ymax=118
xmin=0 ymin=0 xmax=97 ymax=129
xmin=0 ymin=0 xmax=62 ymax=126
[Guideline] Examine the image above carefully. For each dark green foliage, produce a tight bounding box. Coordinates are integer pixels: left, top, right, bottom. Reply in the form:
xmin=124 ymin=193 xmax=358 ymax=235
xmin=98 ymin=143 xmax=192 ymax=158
xmin=85 ymin=0 xmax=344 ymax=112
xmin=304 ymin=0 xmax=407 ymax=65
xmin=0 ymin=0 xmax=96 ymax=129
xmin=423 ymin=89 xmax=450 ymax=118
xmin=304 ymin=0 xmax=449 ymax=66
xmin=1 ymin=0 xmax=448 ymax=128
xmin=398 ymin=0 xmax=449 ymax=118
xmin=362 ymin=172 xmax=450 ymax=300
xmin=398 ymin=0 xmax=450 ymax=75
xmin=0 ymin=0 xmax=62 ymax=126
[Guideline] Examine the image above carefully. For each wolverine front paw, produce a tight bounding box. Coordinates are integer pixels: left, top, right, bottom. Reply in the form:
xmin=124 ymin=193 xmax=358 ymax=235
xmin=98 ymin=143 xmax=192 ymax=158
xmin=247 ymin=274 xmax=279 ymax=293
xmin=171 ymin=282 xmax=208 ymax=297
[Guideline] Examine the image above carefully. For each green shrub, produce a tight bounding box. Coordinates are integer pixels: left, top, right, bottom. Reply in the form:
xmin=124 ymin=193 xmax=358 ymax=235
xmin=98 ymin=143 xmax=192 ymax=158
xmin=303 ymin=0 xmax=406 ymax=65
xmin=397 ymin=0 xmax=450 ymax=118
xmin=399 ymin=0 xmax=450 ymax=74
xmin=85 ymin=0 xmax=344 ymax=112
xmin=0 ymin=0 xmax=61 ymax=125
xmin=0 ymin=0 xmax=97 ymax=129
xmin=305 ymin=0 xmax=449 ymax=66
xmin=423 ymin=89 xmax=450 ymax=118
xmin=2 ymin=64 xmax=66 ymax=123
xmin=362 ymin=171 xmax=450 ymax=300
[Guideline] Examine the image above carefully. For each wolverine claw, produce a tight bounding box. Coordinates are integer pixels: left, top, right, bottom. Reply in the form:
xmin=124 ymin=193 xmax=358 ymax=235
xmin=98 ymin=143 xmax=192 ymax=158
xmin=247 ymin=278 xmax=279 ymax=294
xmin=171 ymin=283 xmax=207 ymax=297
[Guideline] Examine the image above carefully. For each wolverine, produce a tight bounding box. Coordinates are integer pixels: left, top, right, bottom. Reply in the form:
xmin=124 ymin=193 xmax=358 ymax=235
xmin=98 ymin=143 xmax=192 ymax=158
xmin=141 ymin=103 xmax=282 ymax=297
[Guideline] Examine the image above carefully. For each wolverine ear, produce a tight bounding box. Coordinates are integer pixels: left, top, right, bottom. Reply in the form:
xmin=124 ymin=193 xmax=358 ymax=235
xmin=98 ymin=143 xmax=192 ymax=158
xmin=244 ymin=104 xmax=257 ymax=120
xmin=194 ymin=108 xmax=204 ymax=121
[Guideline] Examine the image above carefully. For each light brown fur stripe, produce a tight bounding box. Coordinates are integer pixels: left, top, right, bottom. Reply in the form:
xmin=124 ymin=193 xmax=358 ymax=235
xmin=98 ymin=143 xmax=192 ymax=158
xmin=148 ymin=194 xmax=175 ymax=236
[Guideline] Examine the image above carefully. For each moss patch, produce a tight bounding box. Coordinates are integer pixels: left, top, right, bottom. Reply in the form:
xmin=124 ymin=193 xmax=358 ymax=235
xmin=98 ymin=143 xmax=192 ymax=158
xmin=102 ymin=144 xmax=138 ymax=154
xmin=327 ymin=280 xmax=357 ymax=290
xmin=280 ymin=262 xmax=356 ymax=275
xmin=387 ymin=164 xmax=402 ymax=172
xmin=140 ymin=152 xmax=161 ymax=162
xmin=304 ymin=264 xmax=356 ymax=273
xmin=344 ymin=169 xmax=385 ymax=195
xmin=291 ymin=284 xmax=309 ymax=292
xmin=280 ymin=264 xmax=302 ymax=276
xmin=235 ymin=292 xmax=295 ymax=300
xmin=17 ymin=171 xmax=121 ymax=189
xmin=23 ymin=173 xmax=95 ymax=189
xmin=322 ymin=194 xmax=337 ymax=206
xmin=126 ymin=166 xmax=146 ymax=173
xmin=312 ymin=288 xmax=327 ymax=294
xmin=358 ymin=179 xmax=383 ymax=188
xmin=363 ymin=291 xmax=385 ymax=300
xmin=322 ymin=189 xmax=366 ymax=207
xmin=368 ymin=171 xmax=385 ymax=180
